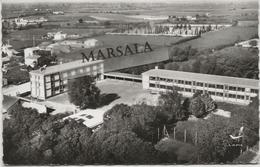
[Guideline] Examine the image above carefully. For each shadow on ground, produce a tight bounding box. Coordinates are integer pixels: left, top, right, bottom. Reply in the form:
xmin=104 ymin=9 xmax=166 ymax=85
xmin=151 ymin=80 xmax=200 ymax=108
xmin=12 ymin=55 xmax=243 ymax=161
xmin=100 ymin=93 xmax=120 ymax=107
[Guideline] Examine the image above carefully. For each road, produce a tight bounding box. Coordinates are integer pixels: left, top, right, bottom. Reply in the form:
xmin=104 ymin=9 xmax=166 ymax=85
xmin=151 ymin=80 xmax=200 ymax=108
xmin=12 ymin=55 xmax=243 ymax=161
xmin=2 ymin=82 xmax=30 ymax=96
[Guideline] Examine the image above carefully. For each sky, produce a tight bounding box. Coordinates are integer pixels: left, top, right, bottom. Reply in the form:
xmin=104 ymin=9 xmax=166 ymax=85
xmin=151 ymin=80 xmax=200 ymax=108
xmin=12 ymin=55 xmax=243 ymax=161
xmin=3 ymin=0 xmax=257 ymax=3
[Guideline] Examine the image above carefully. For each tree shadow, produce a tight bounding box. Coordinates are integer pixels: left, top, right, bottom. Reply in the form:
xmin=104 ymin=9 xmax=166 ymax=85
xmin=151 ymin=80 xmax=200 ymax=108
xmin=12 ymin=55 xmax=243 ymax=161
xmin=99 ymin=93 xmax=120 ymax=107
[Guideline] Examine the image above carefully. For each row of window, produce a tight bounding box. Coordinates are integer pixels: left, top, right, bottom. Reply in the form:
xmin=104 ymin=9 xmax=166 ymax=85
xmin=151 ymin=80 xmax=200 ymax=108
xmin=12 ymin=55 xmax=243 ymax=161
xmin=149 ymin=83 xmax=251 ymax=100
xmin=149 ymin=77 xmax=258 ymax=93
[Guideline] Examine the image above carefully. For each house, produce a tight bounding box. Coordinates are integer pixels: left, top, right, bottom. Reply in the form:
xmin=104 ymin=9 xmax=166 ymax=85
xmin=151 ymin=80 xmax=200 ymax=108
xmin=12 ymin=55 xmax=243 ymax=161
xmin=2 ymin=44 xmax=19 ymax=57
xmin=2 ymin=95 xmax=19 ymax=114
xmin=83 ymin=39 xmax=101 ymax=48
xmin=24 ymin=47 xmax=52 ymax=67
xmin=53 ymin=11 xmax=64 ymax=15
xmin=53 ymin=31 xmax=67 ymax=41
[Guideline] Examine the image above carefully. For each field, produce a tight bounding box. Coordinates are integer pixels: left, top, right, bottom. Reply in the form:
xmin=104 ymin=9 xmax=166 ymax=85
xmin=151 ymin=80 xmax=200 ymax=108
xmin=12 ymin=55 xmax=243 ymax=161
xmin=56 ymin=44 xmax=169 ymax=72
xmin=94 ymin=34 xmax=186 ymax=46
xmin=173 ymin=26 xmax=258 ymax=51
xmin=3 ymin=28 xmax=113 ymax=51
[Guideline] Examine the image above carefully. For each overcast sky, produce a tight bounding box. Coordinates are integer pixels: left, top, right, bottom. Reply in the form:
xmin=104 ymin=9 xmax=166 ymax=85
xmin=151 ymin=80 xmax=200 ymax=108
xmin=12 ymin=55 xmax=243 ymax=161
xmin=3 ymin=0 xmax=257 ymax=3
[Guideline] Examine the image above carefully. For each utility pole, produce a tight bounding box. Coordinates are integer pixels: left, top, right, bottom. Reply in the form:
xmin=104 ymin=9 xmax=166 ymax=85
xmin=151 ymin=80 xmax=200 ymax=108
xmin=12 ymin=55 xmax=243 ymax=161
xmin=184 ymin=129 xmax=187 ymax=143
xmin=173 ymin=127 xmax=176 ymax=140
xmin=195 ymin=131 xmax=198 ymax=145
xmin=33 ymin=35 xmax=35 ymax=47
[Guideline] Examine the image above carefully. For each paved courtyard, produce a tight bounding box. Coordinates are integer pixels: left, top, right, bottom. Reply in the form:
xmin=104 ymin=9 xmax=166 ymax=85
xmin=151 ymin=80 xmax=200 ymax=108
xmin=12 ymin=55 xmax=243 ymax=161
xmin=45 ymin=79 xmax=159 ymax=115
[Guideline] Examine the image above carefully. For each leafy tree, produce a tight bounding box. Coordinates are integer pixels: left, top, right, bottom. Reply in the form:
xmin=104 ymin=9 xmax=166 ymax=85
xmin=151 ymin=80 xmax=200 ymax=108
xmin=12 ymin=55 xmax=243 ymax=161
xmin=3 ymin=105 xmax=92 ymax=165
xmin=158 ymin=88 xmax=183 ymax=122
xmin=155 ymin=138 xmax=197 ymax=163
xmin=103 ymin=103 xmax=161 ymax=143
xmin=68 ymin=75 xmax=101 ymax=109
xmin=189 ymin=96 xmax=206 ymax=118
xmin=189 ymin=92 xmax=216 ymax=118
xmin=100 ymin=131 xmax=158 ymax=164
xmin=78 ymin=18 xmax=83 ymax=23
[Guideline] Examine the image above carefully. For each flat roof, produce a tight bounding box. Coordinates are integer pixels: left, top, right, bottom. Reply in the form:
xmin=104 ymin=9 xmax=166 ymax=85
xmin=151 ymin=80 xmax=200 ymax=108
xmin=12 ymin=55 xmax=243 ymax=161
xmin=30 ymin=59 xmax=104 ymax=76
xmin=64 ymin=108 xmax=106 ymax=128
xmin=142 ymin=69 xmax=259 ymax=89
xmin=104 ymin=72 xmax=142 ymax=79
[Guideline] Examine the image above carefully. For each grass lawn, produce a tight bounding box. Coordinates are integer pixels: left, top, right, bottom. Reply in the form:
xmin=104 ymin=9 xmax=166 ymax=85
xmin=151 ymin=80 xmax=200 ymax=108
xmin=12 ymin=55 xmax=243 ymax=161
xmin=173 ymin=26 xmax=258 ymax=51
xmin=94 ymin=34 xmax=186 ymax=47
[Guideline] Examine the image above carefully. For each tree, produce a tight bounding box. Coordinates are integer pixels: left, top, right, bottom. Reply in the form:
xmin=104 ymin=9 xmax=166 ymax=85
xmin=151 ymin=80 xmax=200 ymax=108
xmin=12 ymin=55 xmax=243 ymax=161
xmin=103 ymin=103 xmax=161 ymax=143
xmin=78 ymin=18 xmax=83 ymax=23
xmin=68 ymin=75 xmax=101 ymax=109
xmin=155 ymin=138 xmax=197 ymax=163
xmin=3 ymin=104 xmax=92 ymax=165
xmin=100 ymin=131 xmax=158 ymax=164
xmin=189 ymin=95 xmax=206 ymax=118
xmin=158 ymin=88 xmax=183 ymax=122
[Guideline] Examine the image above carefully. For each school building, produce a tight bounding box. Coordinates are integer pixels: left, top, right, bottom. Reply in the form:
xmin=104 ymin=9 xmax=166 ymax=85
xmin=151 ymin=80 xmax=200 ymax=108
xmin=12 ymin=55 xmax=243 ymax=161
xmin=30 ymin=60 xmax=104 ymax=100
xmin=142 ymin=69 xmax=259 ymax=105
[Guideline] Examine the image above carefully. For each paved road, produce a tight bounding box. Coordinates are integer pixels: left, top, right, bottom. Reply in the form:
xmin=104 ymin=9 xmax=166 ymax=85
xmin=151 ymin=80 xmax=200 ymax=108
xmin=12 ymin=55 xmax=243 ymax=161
xmin=2 ymin=82 xmax=30 ymax=96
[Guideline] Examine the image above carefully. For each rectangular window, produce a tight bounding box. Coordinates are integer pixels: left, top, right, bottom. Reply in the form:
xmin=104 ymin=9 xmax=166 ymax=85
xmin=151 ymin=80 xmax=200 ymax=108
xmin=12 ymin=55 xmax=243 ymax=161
xmin=167 ymin=86 xmax=172 ymax=90
xmin=216 ymin=85 xmax=224 ymax=89
xmin=167 ymin=79 xmax=173 ymax=82
xmin=229 ymin=86 xmax=237 ymax=91
xmin=196 ymin=82 xmax=203 ymax=87
xmin=237 ymin=95 xmax=245 ymax=99
xmin=185 ymin=81 xmax=192 ymax=85
xmin=93 ymin=65 xmax=97 ymax=70
xmin=150 ymin=83 xmax=156 ymax=87
xmin=209 ymin=84 xmax=215 ymax=88
xmin=45 ymin=83 xmax=51 ymax=89
xmin=45 ymin=76 xmax=51 ymax=82
xmin=54 ymin=74 xmax=59 ymax=80
xmin=251 ymin=89 xmax=258 ymax=93
xmin=237 ymin=87 xmax=245 ymax=92
xmin=209 ymin=91 xmax=215 ymax=95
xmin=228 ymin=94 xmax=236 ymax=98
xmin=160 ymin=78 xmax=166 ymax=82
xmin=149 ymin=76 xmax=156 ymax=80
xmin=63 ymin=80 xmax=68 ymax=85
xmin=185 ymin=88 xmax=192 ymax=92
xmin=46 ymin=89 xmax=52 ymax=97
xmin=216 ymin=92 xmax=223 ymax=96
xmin=54 ymin=81 xmax=60 ymax=87
xmin=71 ymin=70 xmax=76 ymax=76
xmin=79 ymin=68 xmax=84 ymax=73
xmin=63 ymin=72 xmax=68 ymax=78
xmin=86 ymin=67 xmax=90 ymax=72
xmin=160 ymin=84 xmax=166 ymax=89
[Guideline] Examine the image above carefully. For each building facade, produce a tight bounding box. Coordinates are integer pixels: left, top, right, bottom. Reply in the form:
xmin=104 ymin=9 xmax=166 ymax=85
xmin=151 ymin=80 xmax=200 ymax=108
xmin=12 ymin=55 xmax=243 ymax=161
xmin=142 ymin=69 xmax=258 ymax=105
xmin=24 ymin=47 xmax=52 ymax=67
xmin=30 ymin=60 xmax=104 ymax=100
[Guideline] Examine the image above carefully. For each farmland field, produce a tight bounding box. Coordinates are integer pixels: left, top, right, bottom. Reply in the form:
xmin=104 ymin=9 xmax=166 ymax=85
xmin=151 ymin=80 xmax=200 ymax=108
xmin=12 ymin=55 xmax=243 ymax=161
xmin=92 ymin=34 xmax=186 ymax=47
xmin=3 ymin=28 xmax=113 ymax=51
xmin=173 ymin=26 xmax=258 ymax=51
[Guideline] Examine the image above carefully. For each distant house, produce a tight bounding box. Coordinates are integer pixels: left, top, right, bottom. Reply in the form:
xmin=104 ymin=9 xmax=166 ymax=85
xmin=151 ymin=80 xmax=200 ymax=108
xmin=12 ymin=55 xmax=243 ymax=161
xmin=53 ymin=31 xmax=67 ymax=41
xmin=2 ymin=95 xmax=19 ymax=114
xmin=24 ymin=47 xmax=52 ymax=67
xmin=83 ymin=39 xmax=101 ymax=48
xmin=14 ymin=17 xmax=47 ymax=27
xmin=53 ymin=11 xmax=64 ymax=15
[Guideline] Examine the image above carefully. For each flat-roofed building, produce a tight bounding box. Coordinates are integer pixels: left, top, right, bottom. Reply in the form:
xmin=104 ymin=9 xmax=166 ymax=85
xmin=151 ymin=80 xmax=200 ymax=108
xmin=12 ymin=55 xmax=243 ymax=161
xmin=142 ymin=69 xmax=259 ymax=105
xmin=30 ymin=60 xmax=104 ymax=100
